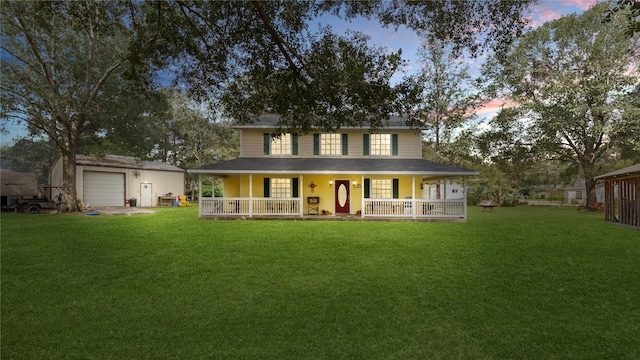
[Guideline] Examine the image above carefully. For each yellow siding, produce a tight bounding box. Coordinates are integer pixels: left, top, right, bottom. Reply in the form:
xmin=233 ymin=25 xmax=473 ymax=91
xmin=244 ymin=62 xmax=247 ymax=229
xmin=219 ymin=174 xmax=423 ymax=215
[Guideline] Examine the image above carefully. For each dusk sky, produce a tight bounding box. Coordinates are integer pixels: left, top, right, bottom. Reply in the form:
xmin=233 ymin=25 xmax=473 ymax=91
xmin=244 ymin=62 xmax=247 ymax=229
xmin=315 ymin=0 xmax=598 ymax=116
xmin=0 ymin=1 xmax=598 ymax=146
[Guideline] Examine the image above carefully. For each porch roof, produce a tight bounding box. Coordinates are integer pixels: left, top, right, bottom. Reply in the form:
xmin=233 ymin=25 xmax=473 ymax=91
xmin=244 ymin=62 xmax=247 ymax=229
xmin=595 ymin=164 xmax=640 ymax=180
xmin=188 ymin=157 xmax=478 ymax=178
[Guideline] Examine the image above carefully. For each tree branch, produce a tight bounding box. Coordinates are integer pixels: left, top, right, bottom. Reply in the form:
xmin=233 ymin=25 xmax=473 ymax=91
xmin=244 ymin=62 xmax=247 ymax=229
xmin=250 ymin=1 xmax=315 ymax=80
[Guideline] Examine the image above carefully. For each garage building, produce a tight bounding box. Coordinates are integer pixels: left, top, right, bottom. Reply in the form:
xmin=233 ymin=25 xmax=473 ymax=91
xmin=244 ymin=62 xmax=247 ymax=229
xmin=50 ymin=155 xmax=185 ymax=207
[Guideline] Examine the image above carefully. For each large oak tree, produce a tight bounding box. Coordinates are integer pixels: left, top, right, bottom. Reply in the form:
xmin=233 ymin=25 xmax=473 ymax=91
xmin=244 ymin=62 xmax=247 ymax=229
xmin=481 ymin=3 xmax=639 ymax=207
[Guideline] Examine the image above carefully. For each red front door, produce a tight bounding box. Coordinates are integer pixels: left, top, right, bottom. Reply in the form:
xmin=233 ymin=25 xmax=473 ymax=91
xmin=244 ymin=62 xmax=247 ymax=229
xmin=335 ymin=180 xmax=350 ymax=214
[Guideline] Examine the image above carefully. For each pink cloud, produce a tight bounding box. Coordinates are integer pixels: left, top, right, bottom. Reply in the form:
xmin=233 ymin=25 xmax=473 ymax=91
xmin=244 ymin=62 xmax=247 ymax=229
xmin=477 ymin=99 xmax=516 ymax=115
xmin=560 ymin=0 xmax=598 ymax=11
xmin=539 ymin=8 xmax=562 ymax=22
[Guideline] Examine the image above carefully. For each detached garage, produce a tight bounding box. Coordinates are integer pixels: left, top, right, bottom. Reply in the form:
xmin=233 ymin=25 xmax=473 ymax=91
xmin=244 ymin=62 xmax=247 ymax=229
xmin=51 ymin=155 xmax=185 ymax=207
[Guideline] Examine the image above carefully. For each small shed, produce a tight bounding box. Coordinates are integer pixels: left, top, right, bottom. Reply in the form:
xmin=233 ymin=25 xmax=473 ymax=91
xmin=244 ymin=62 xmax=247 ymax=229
xmin=1 ymin=170 xmax=38 ymax=197
xmin=1 ymin=170 xmax=39 ymax=208
xmin=50 ymin=155 xmax=185 ymax=207
xmin=595 ymin=164 xmax=640 ymax=229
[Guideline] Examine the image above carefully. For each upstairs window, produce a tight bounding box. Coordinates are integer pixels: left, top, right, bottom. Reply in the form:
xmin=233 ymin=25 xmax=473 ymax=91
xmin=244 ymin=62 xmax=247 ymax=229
xmin=264 ymin=133 xmax=297 ymax=155
xmin=363 ymin=134 xmax=398 ymax=156
xmin=321 ymin=133 xmax=341 ymax=155
xmin=314 ymin=133 xmax=348 ymax=155
xmin=370 ymin=134 xmax=391 ymax=156
xmin=271 ymin=133 xmax=291 ymax=155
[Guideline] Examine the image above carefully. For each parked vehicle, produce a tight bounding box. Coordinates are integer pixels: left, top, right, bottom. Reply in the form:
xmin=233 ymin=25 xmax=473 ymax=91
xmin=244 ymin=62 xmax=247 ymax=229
xmin=1 ymin=170 xmax=60 ymax=213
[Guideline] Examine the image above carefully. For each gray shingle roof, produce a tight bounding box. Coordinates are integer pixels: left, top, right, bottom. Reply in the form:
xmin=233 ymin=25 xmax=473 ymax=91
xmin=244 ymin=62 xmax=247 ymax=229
xmin=233 ymin=114 xmax=411 ymax=129
xmin=188 ymin=157 xmax=477 ymax=176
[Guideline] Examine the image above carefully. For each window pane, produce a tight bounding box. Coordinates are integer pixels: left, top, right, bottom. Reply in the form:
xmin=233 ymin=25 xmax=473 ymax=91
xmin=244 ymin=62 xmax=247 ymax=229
xmin=370 ymin=134 xmax=391 ymax=155
xmin=271 ymin=134 xmax=291 ymax=155
xmin=320 ymin=133 xmax=341 ymax=155
xmin=371 ymin=179 xmax=392 ymax=199
xmin=271 ymin=178 xmax=291 ymax=198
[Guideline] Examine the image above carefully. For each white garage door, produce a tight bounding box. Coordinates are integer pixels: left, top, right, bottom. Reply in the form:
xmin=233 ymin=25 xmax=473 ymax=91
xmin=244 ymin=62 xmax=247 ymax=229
xmin=83 ymin=171 xmax=125 ymax=206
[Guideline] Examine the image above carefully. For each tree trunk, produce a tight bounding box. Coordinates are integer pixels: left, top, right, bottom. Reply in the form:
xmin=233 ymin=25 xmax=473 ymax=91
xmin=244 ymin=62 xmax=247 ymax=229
xmin=58 ymin=119 xmax=81 ymax=212
xmin=59 ymin=151 xmax=80 ymax=212
xmin=584 ymin=176 xmax=598 ymax=209
xmin=581 ymin=161 xmax=599 ymax=209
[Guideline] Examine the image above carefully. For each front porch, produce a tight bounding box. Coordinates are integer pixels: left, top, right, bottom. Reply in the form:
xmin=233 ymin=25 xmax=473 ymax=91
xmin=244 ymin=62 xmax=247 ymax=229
xmin=188 ymin=157 xmax=478 ymax=222
xmin=198 ymin=197 xmax=467 ymax=221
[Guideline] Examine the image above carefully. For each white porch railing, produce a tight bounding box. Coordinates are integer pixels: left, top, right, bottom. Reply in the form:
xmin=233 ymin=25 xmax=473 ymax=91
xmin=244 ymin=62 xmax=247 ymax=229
xmin=199 ymin=197 xmax=466 ymax=219
xmin=200 ymin=198 xmax=301 ymax=216
xmin=363 ymin=199 xmax=466 ymax=218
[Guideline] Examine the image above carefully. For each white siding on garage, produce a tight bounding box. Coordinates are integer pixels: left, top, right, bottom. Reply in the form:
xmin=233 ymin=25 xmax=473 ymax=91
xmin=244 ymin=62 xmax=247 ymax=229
xmin=83 ymin=171 xmax=125 ymax=206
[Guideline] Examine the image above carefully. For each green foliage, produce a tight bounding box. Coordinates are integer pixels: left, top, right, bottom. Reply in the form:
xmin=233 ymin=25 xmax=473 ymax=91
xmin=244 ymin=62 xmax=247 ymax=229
xmin=0 ymin=1 xmax=154 ymax=211
xmin=222 ymin=30 xmax=404 ymax=133
xmin=2 ymin=207 xmax=639 ymax=358
xmin=405 ymin=39 xmax=479 ymax=153
xmin=78 ymin=89 xmax=172 ymax=160
xmin=166 ymin=90 xmax=239 ymax=167
xmin=145 ymin=1 xmax=534 ymax=132
xmin=0 ymin=139 xmax=53 ymax=184
xmin=480 ymin=3 xmax=639 ymax=207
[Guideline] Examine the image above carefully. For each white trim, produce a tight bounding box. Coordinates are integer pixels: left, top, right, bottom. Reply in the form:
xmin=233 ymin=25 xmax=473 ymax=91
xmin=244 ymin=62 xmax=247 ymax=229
xmin=187 ymin=169 xmax=478 ymax=176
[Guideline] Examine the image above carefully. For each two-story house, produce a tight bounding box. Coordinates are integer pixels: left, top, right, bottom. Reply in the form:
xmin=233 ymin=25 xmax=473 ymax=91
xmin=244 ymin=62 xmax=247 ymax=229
xmin=187 ymin=114 xmax=478 ymax=220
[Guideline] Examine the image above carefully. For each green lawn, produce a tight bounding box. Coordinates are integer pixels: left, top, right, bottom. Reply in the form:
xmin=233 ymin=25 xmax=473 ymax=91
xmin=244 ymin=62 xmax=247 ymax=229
xmin=2 ymin=206 xmax=639 ymax=359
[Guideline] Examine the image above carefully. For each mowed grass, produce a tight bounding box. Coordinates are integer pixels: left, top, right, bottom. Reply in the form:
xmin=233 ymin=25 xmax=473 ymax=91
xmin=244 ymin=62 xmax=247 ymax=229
xmin=2 ymin=206 xmax=639 ymax=359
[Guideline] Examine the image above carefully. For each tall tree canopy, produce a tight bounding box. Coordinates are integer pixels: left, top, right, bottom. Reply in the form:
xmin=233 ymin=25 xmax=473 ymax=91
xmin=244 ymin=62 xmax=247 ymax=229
xmin=1 ymin=0 xmax=535 ymax=211
xmin=403 ymin=39 xmax=478 ymax=156
xmin=138 ymin=0 xmax=534 ymax=131
xmin=480 ymin=2 xmax=640 ymax=207
xmin=0 ymin=1 xmax=149 ymax=211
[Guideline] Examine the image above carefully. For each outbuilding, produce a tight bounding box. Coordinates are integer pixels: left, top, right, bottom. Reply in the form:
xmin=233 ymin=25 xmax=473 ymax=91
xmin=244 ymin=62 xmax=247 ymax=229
xmin=595 ymin=164 xmax=640 ymax=229
xmin=50 ymin=155 xmax=185 ymax=207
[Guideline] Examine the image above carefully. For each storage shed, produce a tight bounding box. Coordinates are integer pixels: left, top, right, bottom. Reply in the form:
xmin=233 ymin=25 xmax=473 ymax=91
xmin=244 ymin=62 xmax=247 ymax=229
xmin=595 ymin=164 xmax=640 ymax=229
xmin=50 ymin=155 xmax=185 ymax=207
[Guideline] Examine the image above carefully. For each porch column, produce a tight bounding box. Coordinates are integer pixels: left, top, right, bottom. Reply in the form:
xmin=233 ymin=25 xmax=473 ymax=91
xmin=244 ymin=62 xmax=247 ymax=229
xmin=361 ymin=174 xmax=365 ymax=219
xmin=198 ymin=174 xmax=202 ymax=217
xmin=463 ymin=177 xmax=468 ymax=220
xmin=444 ymin=180 xmax=447 ymax=200
xmin=248 ymin=174 xmax=253 ymax=217
xmin=412 ymin=176 xmax=416 ymax=219
xmin=300 ymin=174 xmax=304 ymax=217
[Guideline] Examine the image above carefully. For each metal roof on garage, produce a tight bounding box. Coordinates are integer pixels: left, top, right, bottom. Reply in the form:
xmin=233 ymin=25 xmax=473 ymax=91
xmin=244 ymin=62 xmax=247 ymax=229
xmin=76 ymin=155 xmax=184 ymax=172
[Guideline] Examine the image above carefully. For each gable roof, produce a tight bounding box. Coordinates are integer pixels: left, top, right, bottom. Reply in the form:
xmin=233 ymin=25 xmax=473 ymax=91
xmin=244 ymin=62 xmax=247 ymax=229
xmin=233 ymin=114 xmax=412 ymax=130
xmin=75 ymin=155 xmax=185 ymax=172
xmin=188 ymin=158 xmax=477 ymax=178
xmin=595 ymin=164 xmax=640 ymax=180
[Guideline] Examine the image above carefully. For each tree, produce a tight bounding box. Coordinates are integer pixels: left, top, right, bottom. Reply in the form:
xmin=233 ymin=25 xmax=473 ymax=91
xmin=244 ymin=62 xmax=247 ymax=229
xmin=605 ymin=0 xmax=640 ymax=36
xmin=142 ymin=0 xmax=535 ymax=132
xmin=167 ymin=90 xmax=239 ymax=168
xmin=0 ymin=1 xmax=150 ymax=211
xmin=78 ymin=88 xmax=172 ymax=160
xmin=481 ymin=3 xmax=639 ymax=208
xmin=401 ymin=39 xmax=478 ymax=198
xmin=0 ymin=139 xmax=52 ymax=184
xmin=404 ymin=39 xmax=478 ymax=154
xmin=2 ymin=0 xmax=535 ymax=212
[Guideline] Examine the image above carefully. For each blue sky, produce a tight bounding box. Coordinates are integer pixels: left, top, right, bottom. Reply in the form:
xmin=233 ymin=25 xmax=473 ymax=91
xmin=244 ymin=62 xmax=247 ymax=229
xmin=315 ymin=0 xmax=598 ymax=116
xmin=1 ymin=0 xmax=597 ymax=146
